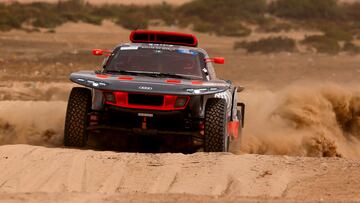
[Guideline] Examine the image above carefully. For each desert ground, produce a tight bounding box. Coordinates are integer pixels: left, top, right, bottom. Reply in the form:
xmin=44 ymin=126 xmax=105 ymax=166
xmin=0 ymin=0 xmax=192 ymax=5
xmin=0 ymin=21 xmax=360 ymax=202
xmin=6 ymin=0 xmax=359 ymax=4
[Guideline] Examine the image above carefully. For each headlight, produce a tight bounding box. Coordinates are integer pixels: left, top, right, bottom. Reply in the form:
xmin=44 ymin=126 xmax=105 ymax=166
xmin=186 ymin=88 xmax=208 ymax=94
xmin=185 ymin=87 xmax=219 ymax=94
xmin=76 ymin=78 xmax=108 ymax=87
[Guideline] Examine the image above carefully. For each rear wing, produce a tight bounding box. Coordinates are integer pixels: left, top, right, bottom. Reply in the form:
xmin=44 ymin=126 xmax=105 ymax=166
xmin=130 ymin=30 xmax=198 ymax=47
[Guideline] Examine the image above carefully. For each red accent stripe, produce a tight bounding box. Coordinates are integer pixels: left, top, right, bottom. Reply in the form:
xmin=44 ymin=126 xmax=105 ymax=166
xmin=165 ymin=79 xmax=181 ymax=84
xmin=118 ymin=76 xmax=134 ymax=80
xmin=96 ymin=74 xmax=109 ymax=78
xmin=191 ymin=81 xmax=203 ymax=85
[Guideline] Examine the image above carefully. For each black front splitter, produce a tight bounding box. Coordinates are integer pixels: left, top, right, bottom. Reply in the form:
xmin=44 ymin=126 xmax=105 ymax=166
xmin=87 ymin=125 xmax=203 ymax=139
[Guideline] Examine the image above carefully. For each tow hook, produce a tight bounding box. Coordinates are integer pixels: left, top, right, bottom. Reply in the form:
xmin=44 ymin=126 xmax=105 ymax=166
xmin=142 ymin=117 xmax=147 ymax=130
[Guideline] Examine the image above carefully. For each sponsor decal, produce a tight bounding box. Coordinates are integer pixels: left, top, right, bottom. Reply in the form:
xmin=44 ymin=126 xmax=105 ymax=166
xmin=120 ymin=46 xmax=139 ymax=50
xmin=176 ymin=49 xmax=198 ymax=55
xmin=138 ymin=86 xmax=153 ymax=90
xmin=215 ymin=91 xmax=232 ymax=111
xmin=138 ymin=113 xmax=154 ymax=117
xmin=141 ymin=44 xmax=177 ymax=51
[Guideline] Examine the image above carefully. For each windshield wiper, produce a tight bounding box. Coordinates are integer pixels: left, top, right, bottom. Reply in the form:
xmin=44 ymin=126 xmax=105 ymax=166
xmin=105 ymin=70 xmax=202 ymax=80
xmin=154 ymin=73 xmax=202 ymax=80
xmin=105 ymin=70 xmax=152 ymax=76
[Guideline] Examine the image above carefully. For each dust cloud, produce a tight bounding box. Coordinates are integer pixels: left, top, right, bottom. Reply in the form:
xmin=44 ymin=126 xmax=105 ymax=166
xmin=0 ymin=82 xmax=72 ymax=101
xmin=0 ymin=101 xmax=66 ymax=146
xmin=241 ymin=83 xmax=360 ymax=159
xmin=0 ymin=83 xmax=359 ymax=158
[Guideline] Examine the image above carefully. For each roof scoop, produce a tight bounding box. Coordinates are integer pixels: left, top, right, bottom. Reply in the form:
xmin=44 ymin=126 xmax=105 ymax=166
xmin=130 ymin=30 xmax=198 ymax=47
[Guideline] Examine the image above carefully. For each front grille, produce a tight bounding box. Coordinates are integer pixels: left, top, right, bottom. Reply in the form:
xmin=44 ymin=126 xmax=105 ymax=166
xmin=128 ymin=94 xmax=164 ymax=106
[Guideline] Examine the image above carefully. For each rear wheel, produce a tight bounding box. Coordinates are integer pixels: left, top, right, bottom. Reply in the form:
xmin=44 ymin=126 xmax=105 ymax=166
xmin=204 ymin=98 xmax=229 ymax=152
xmin=64 ymin=87 xmax=92 ymax=147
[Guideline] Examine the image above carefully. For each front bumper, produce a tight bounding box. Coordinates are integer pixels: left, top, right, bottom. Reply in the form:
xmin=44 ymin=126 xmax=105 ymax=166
xmin=89 ymin=105 xmax=203 ymax=138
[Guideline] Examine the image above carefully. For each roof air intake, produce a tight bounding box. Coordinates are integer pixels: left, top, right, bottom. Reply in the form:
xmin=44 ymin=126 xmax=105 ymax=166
xmin=130 ymin=30 xmax=198 ymax=47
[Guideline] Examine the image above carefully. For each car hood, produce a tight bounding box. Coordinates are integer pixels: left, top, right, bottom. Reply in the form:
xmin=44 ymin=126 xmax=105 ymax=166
xmin=70 ymin=71 xmax=230 ymax=95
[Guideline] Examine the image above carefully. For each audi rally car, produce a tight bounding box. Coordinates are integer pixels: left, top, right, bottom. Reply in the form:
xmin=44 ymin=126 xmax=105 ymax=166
xmin=64 ymin=30 xmax=245 ymax=152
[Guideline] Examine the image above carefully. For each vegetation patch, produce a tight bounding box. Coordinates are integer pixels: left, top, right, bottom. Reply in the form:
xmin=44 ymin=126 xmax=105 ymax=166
xmin=234 ymin=37 xmax=296 ymax=53
xmin=301 ymin=35 xmax=341 ymax=54
xmin=269 ymin=0 xmax=343 ymax=20
xmin=342 ymin=42 xmax=360 ymax=54
xmin=319 ymin=24 xmax=353 ymax=42
xmin=177 ymin=0 xmax=266 ymax=37
xmin=0 ymin=0 xmax=360 ymax=55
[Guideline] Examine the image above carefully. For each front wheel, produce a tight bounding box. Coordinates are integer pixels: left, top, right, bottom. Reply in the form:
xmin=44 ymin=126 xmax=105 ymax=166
xmin=64 ymin=87 xmax=92 ymax=147
xmin=204 ymin=98 xmax=229 ymax=152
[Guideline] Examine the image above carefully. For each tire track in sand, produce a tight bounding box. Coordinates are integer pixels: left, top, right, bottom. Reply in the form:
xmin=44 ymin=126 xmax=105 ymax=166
xmin=66 ymin=151 xmax=89 ymax=192
xmin=0 ymin=145 xmax=359 ymax=202
xmin=97 ymin=156 xmax=129 ymax=193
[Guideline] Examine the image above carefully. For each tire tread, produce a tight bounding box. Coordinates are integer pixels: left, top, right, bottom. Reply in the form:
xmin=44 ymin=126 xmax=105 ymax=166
xmin=204 ymin=98 xmax=227 ymax=152
xmin=64 ymin=87 xmax=91 ymax=147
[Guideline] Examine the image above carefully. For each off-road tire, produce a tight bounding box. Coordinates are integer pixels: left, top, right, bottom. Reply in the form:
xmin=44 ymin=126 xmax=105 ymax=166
xmin=204 ymin=98 xmax=228 ymax=152
xmin=64 ymin=87 xmax=92 ymax=147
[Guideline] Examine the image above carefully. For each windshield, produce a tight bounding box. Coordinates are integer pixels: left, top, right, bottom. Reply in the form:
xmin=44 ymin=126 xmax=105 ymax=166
xmin=105 ymin=46 xmax=205 ymax=79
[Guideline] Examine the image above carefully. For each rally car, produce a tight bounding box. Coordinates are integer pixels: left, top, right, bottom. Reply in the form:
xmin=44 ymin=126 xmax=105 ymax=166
xmin=64 ymin=30 xmax=245 ymax=152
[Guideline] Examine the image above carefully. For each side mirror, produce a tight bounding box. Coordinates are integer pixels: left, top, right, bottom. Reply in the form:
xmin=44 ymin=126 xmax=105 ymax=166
xmin=205 ymin=57 xmax=225 ymax=64
xmin=92 ymin=49 xmax=111 ymax=56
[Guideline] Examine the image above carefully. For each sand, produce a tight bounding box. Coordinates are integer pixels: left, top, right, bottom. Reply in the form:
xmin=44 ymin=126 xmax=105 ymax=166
xmin=0 ymin=145 xmax=359 ymax=202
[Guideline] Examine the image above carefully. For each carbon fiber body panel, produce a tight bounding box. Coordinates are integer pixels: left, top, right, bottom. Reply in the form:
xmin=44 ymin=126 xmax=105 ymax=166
xmin=70 ymin=71 xmax=230 ymax=96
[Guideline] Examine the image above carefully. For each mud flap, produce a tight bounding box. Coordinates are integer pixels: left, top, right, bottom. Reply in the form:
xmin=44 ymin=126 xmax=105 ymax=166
xmin=228 ymin=102 xmax=245 ymax=154
xmin=228 ymin=121 xmax=240 ymax=139
xmin=237 ymin=102 xmax=245 ymax=128
xmin=228 ymin=103 xmax=245 ymax=138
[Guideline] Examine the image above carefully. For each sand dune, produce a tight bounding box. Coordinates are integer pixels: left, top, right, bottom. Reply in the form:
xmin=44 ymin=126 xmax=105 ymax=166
xmin=0 ymin=144 xmax=359 ymax=202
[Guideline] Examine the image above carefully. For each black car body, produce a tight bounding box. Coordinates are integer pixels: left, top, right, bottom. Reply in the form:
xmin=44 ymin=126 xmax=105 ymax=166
xmin=64 ymin=30 xmax=245 ymax=152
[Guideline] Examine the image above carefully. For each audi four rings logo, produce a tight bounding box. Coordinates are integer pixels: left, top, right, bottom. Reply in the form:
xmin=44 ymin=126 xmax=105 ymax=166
xmin=138 ymin=86 xmax=153 ymax=90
